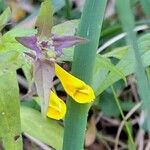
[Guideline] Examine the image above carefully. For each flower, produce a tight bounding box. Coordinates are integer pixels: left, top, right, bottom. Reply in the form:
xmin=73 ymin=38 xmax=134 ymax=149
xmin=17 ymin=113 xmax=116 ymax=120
xmin=47 ymin=91 xmax=66 ymax=120
xmin=55 ymin=64 xmax=95 ymax=103
xmin=16 ymin=34 xmax=95 ymax=120
xmin=47 ymin=64 xmax=95 ymax=120
xmin=16 ymin=34 xmax=86 ymax=59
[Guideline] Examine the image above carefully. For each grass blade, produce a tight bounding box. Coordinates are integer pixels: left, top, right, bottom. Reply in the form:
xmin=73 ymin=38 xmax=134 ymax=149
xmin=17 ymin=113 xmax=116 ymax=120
xmin=116 ymin=0 xmax=150 ymax=131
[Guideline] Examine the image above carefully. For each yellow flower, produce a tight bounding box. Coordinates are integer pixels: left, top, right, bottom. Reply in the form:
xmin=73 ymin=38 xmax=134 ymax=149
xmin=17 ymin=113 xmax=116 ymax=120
xmin=47 ymin=91 xmax=66 ymax=120
xmin=47 ymin=64 xmax=95 ymax=120
xmin=55 ymin=64 xmax=95 ymax=103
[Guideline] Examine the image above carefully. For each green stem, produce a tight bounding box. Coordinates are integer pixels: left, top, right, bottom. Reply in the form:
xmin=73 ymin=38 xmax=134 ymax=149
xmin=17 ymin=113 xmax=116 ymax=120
xmin=111 ymin=86 xmax=135 ymax=150
xmin=62 ymin=0 xmax=107 ymax=150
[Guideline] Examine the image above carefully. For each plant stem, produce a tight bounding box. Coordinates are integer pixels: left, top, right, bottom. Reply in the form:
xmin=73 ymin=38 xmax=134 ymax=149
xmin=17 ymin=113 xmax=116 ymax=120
xmin=62 ymin=0 xmax=107 ymax=150
xmin=111 ymin=86 xmax=136 ymax=150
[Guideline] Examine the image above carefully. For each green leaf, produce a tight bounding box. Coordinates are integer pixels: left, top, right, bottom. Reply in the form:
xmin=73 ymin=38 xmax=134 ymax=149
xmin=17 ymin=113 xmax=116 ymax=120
xmin=21 ymin=106 xmax=63 ymax=150
xmin=92 ymin=55 xmax=126 ymax=93
xmin=0 ymin=28 xmax=36 ymax=52
xmin=52 ymin=19 xmax=79 ymax=62
xmin=52 ymin=0 xmax=65 ymax=12
xmin=103 ymin=46 xmax=128 ymax=59
xmin=94 ymin=33 xmax=150 ymax=96
xmin=35 ymin=0 xmax=53 ymax=39
xmin=52 ymin=19 xmax=79 ymax=36
xmin=0 ymin=7 xmax=11 ymax=31
xmin=98 ymin=91 xmax=120 ymax=117
xmin=0 ymin=51 xmax=23 ymax=76
xmin=116 ymin=0 xmax=150 ymax=133
xmin=140 ymin=0 xmax=150 ymax=17
xmin=22 ymin=61 xmax=33 ymax=88
xmin=0 ymin=72 xmax=22 ymax=150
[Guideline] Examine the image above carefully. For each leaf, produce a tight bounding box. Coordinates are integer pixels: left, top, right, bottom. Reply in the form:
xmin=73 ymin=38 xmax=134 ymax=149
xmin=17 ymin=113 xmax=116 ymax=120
xmin=52 ymin=19 xmax=79 ymax=36
xmin=99 ymin=91 xmax=120 ymax=117
xmin=35 ymin=0 xmax=53 ymax=39
xmin=0 ymin=7 xmax=11 ymax=31
xmin=0 ymin=72 xmax=22 ymax=150
xmin=0 ymin=51 xmax=23 ymax=76
xmin=92 ymin=55 xmax=126 ymax=93
xmin=22 ymin=61 xmax=33 ymax=88
xmin=52 ymin=20 xmax=79 ymax=62
xmin=103 ymin=46 xmax=128 ymax=59
xmin=52 ymin=0 xmax=65 ymax=12
xmin=85 ymin=116 xmax=96 ymax=147
xmin=21 ymin=106 xmax=63 ymax=150
xmin=94 ymin=33 xmax=150 ymax=96
xmin=0 ymin=28 xmax=37 ymax=53
xmin=33 ymin=60 xmax=55 ymax=117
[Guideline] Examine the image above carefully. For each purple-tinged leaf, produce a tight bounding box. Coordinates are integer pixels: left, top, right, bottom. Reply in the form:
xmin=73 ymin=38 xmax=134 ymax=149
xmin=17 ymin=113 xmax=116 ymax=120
xmin=33 ymin=60 xmax=55 ymax=117
xmin=52 ymin=35 xmax=86 ymax=54
xmin=35 ymin=0 xmax=53 ymax=40
xmin=15 ymin=36 xmax=41 ymax=58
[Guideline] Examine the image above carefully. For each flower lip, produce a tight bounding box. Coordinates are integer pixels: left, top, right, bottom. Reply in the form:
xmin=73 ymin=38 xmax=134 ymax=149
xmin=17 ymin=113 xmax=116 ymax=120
xmin=47 ymin=91 xmax=66 ymax=120
xmin=55 ymin=64 xmax=95 ymax=103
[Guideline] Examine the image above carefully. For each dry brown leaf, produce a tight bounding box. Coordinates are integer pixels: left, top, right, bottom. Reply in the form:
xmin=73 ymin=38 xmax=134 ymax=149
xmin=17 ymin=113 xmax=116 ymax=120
xmin=85 ymin=116 xmax=97 ymax=147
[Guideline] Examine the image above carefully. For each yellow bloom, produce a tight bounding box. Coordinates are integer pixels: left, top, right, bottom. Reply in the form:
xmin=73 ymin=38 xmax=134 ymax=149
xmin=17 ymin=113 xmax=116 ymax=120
xmin=47 ymin=64 xmax=95 ymax=120
xmin=55 ymin=64 xmax=95 ymax=103
xmin=47 ymin=91 xmax=66 ymax=120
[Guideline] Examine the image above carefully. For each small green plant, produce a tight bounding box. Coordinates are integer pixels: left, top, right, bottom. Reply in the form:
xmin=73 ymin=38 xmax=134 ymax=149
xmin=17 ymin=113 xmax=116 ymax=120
xmin=1 ymin=0 xmax=150 ymax=149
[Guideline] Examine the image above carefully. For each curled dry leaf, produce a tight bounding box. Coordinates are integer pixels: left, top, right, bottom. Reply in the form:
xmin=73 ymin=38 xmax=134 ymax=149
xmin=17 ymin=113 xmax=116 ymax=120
xmin=85 ymin=116 xmax=97 ymax=147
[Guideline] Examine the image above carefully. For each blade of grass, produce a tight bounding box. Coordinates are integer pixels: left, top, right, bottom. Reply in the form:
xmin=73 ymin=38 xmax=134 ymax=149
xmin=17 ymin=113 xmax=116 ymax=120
xmin=139 ymin=0 xmax=150 ymax=17
xmin=116 ymin=0 xmax=150 ymax=131
xmin=62 ymin=0 xmax=107 ymax=150
xmin=111 ymin=86 xmax=135 ymax=150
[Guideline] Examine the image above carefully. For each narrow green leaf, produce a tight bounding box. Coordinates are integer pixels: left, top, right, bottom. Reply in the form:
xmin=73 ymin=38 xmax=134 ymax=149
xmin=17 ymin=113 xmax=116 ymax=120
xmin=116 ymin=0 xmax=150 ymax=132
xmin=140 ymin=0 xmax=150 ymax=17
xmin=0 ymin=7 xmax=11 ymax=31
xmin=35 ymin=0 xmax=53 ymax=39
xmin=0 ymin=72 xmax=22 ymax=150
xmin=21 ymin=106 xmax=63 ymax=150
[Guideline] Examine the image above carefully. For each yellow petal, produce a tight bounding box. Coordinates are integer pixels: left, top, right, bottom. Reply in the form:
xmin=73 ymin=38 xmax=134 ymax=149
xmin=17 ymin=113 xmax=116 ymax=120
xmin=55 ymin=64 xmax=95 ymax=103
xmin=47 ymin=91 xmax=66 ymax=120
